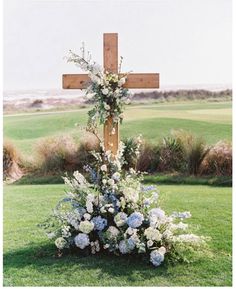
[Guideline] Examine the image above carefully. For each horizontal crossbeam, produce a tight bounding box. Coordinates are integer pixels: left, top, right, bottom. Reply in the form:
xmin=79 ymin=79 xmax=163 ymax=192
xmin=62 ymin=73 xmax=159 ymax=89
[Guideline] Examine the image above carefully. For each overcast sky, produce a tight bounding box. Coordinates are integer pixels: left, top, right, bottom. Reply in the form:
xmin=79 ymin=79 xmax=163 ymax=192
xmin=3 ymin=0 xmax=232 ymax=90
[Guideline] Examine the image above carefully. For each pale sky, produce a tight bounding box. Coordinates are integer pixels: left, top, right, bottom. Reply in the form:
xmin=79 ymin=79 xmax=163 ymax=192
xmin=3 ymin=0 xmax=232 ymax=90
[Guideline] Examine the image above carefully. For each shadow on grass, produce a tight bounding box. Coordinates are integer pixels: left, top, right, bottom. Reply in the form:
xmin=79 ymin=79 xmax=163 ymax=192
xmin=3 ymin=243 xmax=171 ymax=281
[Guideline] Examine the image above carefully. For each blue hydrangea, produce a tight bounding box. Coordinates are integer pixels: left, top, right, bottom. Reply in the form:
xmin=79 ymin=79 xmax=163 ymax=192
xmin=74 ymin=233 xmax=90 ymax=249
xmin=127 ymin=212 xmax=144 ymax=228
xmin=91 ymin=216 xmax=108 ymax=231
xmin=150 ymin=248 xmax=166 ymax=267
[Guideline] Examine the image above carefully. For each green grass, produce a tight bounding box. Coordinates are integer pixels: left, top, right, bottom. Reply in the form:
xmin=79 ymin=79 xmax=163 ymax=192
xmin=4 ymin=101 xmax=232 ymax=154
xmin=3 ymin=183 xmax=232 ymax=286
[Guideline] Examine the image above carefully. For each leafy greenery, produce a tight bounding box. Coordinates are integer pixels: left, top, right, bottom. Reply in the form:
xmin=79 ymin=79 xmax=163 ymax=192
xmin=3 ymin=183 xmax=231 ymax=286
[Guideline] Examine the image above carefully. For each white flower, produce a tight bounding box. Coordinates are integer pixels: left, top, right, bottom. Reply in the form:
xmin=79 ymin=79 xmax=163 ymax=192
xmin=83 ymin=213 xmax=91 ymax=220
xmin=114 ymin=212 xmax=127 ymax=227
xmin=104 ymin=103 xmax=110 ymax=110
xmin=112 ymin=172 xmax=120 ymax=181
xmin=102 ymin=88 xmax=109 ymax=95
xmin=107 ymin=226 xmax=120 ymax=238
xmin=125 ymin=227 xmax=137 ymax=236
xmin=144 ymin=227 xmax=162 ymax=241
xmin=108 ymin=207 xmax=115 ymax=214
xmin=107 ymin=179 xmax=115 ymax=186
xmin=169 ymin=222 xmax=188 ymax=231
xmin=147 ymin=240 xmax=154 ymax=247
xmin=118 ymin=77 xmax=126 ymax=86
xmin=102 ymin=179 xmax=107 ymax=185
xmin=79 ymin=220 xmax=94 ymax=234
xmin=55 ymin=237 xmax=67 ymax=249
xmin=123 ymin=187 xmax=139 ymax=203
xmin=173 ymin=234 xmax=204 ymax=244
xmin=86 ymin=201 xmax=93 ymax=213
xmin=74 ymin=233 xmax=90 ymax=249
xmin=104 ymin=244 xmax=110 ymax=249
xmin=61 ymin=226 xmax=71 ymax=238
xmin=73 ymin=171 xmax=86 ymax=184
xmin=101 ymin=164 xmax=107 ymax=172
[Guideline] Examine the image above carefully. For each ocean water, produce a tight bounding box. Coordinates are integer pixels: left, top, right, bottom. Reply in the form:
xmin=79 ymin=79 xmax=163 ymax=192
xmin=3 ymin=84 xmax=231 ymax=101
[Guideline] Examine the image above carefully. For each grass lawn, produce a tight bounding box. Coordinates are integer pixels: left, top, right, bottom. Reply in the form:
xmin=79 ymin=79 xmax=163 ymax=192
xmin=3 ymin=101 xmax=232 ymax=155
xmin=3 ymin=183 xmax=232 ymax=286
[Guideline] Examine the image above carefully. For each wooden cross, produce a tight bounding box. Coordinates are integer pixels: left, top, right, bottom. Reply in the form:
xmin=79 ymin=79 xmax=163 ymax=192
xmin=63 ymin=33 xmax=159 ymax=155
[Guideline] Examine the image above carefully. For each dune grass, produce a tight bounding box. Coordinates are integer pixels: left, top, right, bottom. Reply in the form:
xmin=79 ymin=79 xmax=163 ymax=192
xmin=3 ymin=183 xmax=232 ymax=286
xmin=3 ymin=101 xmax=231 ymax=154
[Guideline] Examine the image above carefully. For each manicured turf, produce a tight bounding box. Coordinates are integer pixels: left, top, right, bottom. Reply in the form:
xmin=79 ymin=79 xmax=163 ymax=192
xmin=3 ymin=183 xmax=232 ymax=286
xmin=3 ymin=101 xmax=232 ymax=154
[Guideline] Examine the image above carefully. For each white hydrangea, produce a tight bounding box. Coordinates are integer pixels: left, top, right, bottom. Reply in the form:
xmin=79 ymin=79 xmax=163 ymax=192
xmin=83 ymin=213 xmax=91 ymax=220
xmin=114 ymin=212 xmax=127 ymax=227
xmin=74 ymin=233 xmax=90 ymax=249
xmin=107 ymin=226 xmax=120 ymax=238
xmin=79 ymin=220 xmax=94 ymax=234
xmin=144 ymin=227 xmax=162 ymax=241
xmin=55 ymin=237 xmax=67 ymax=250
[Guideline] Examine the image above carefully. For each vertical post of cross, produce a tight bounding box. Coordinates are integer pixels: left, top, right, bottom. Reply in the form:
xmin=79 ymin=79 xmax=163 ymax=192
xmin=103 ymin=33 xmax=119 ymax=155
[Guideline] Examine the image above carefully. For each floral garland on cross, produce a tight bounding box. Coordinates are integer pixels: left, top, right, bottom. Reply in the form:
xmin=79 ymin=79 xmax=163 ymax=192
xmin=41 ymin=46 xmax=209 ymax=267
xmin=67 ymin=45 xmax=131 ymax=132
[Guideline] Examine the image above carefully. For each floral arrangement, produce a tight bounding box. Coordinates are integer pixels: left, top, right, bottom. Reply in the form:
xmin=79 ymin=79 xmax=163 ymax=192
xmin=41 ymin=46 xmax=208 ymax=267
xmin=42 ymin=142 xmax=207 ymax=267
xmin=67 ymin=46 xmax=130 ymax=130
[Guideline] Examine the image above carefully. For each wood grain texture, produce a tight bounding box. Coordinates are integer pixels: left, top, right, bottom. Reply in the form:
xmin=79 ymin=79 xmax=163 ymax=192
xmin=103 ymin=116 xmax=119 ymax=155
xmin=123 ymin=73 xmax=160 ymax=89
xmin=63 ymin=74 xmax=90 ymax=89
xmin=103 ymin=33 xmax=118 ymax=73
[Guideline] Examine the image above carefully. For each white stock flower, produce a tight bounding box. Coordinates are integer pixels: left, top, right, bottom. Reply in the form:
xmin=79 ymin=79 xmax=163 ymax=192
xmin=73 ymin=171 xmax=86 ymax=184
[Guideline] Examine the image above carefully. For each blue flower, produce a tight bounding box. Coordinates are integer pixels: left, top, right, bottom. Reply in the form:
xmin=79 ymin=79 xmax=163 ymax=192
xmin=91 ymin=216 xmax=108 ymax=231
xmin=127 ymin=212 xmax=144 ymax=228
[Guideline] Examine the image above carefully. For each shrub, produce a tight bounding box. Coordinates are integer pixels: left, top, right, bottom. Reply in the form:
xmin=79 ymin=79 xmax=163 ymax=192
xmin=35 ymin=134 xmax=100 ymax=174
xmin=122 ymin=136 xmax=142 ymax=170
xmin=200 ymin=141 xmax=232 ymax=176
xmin=157 ymin=136 xmax=185 ymax=172
xmin=172 ymin=130 xmax=210 ymax=175
xmin=3 ymin=139 xmax=22 ymax=181
xmin=137 ymin=142 xmax=160 ymax=173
